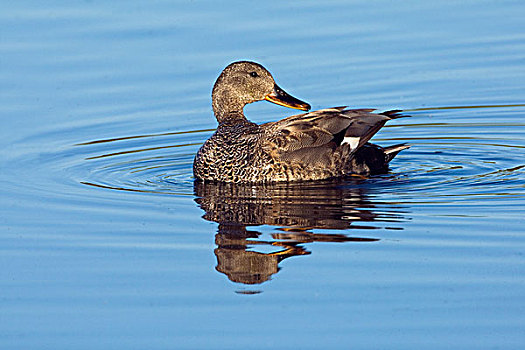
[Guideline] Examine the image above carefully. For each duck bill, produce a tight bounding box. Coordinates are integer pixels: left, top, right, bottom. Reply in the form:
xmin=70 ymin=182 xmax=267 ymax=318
xmin=264 ymin=84 xmax=311 ymax=111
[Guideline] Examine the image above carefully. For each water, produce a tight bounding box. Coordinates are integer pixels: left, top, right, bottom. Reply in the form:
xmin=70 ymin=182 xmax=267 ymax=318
xmin=1 ymin=1 xmax=525 ymax=349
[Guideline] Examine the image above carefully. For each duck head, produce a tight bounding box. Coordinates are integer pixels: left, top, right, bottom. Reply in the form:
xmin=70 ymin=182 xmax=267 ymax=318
xmin=212 ymin=61 xmax=311 ymax=123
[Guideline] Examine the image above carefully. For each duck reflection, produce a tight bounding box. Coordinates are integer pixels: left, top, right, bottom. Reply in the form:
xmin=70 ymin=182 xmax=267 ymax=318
xmin=194 ymin=179 xmax=406 ymax=285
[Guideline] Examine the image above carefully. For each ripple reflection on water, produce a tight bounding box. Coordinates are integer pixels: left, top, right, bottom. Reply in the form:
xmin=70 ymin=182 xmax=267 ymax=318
xmin=77 ymin=104 xmax=525 ymax=201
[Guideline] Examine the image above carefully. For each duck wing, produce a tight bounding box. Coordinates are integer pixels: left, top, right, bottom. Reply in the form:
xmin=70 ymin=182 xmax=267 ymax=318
xmin=341 ymin=109 xmax=403 ymax=152
xmin=261 ymin=107 xmax=402 ymax=165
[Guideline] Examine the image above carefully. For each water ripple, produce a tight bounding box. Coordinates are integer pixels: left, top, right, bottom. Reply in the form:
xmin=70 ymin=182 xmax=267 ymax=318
xmin=66 ymin=104 xmax=524 ymax=207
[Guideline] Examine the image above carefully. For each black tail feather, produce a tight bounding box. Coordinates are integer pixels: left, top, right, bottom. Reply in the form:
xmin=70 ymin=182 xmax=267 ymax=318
xmin=380 ymin=109 xmax=411 ymax=119
xmin=384 ymin=143 xmax=411 ymax=163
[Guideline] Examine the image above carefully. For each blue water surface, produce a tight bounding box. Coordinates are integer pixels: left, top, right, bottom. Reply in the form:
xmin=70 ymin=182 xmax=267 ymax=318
xmin=1 ymin=1 xmax=525 ymax=349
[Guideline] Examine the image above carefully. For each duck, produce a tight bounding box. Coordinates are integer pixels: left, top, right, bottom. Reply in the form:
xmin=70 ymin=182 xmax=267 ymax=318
xmin=193 ymin=61 xmax=409 ymax=183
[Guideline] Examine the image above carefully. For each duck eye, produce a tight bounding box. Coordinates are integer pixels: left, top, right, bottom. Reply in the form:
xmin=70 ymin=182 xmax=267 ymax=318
xmin=249 ymin=71 xmax=258 ymax=78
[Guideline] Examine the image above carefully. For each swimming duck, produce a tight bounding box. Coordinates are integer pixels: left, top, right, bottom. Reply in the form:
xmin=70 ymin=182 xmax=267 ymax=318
xmin=193 ymin=61 xmax=409 ymax=183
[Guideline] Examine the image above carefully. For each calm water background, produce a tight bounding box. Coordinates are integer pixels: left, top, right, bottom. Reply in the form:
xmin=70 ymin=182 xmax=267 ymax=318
xmin=1 ymin=1 xmax=525 ymax=349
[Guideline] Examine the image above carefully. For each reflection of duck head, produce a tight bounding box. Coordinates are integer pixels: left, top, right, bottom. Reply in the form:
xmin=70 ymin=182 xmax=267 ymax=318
xmin=194 ymin=180 xmax=407 ymax=286
xmin=214 ymin=223 xmax=309 ymax=285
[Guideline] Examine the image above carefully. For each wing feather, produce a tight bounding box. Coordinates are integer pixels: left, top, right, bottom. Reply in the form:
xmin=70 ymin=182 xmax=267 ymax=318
xmin=261 ymin=107 xmax=404 ymax=164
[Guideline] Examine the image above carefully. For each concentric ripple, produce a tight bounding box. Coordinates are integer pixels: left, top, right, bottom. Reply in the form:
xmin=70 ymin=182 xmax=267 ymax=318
xmin=75 ymin=129 xmax=210 ymax=195
xmin=71 ymin=104 xmax=525 ymax=207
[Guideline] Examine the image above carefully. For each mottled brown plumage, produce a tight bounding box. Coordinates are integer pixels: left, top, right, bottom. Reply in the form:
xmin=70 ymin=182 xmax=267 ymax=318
xmin=193 ymin=61 xmax=409 ymax=183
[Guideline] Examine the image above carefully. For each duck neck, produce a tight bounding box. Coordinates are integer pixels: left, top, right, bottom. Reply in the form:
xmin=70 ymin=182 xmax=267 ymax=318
xmin=212 ymin=88 xmax=249 ymax=125
xmin=216 ymin=112 xmax=249 ymax=126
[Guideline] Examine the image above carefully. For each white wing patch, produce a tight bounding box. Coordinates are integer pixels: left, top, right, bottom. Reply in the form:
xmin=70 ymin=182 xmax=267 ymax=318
xmin=343 ymin=136 xmax=360 ymax=151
